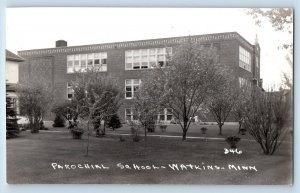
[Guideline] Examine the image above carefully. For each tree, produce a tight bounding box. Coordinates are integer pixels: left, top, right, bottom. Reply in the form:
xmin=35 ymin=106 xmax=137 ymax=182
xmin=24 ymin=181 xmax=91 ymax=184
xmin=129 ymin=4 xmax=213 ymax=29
xmin=243 ymin=87 xmax=290 ymax=155
xmin=231 ymin=85 xmax=251 ymax=134
xmin=17 ymin=83 xmax=52 ymax=133
xmin=246 ymin=8 xmax=293 ymax=64
xmin=208 ymin=78 xmax=240 ymax=135
xmin=6 ymin=85 xmax=19 ymax=138
xmin=143 ymin=40 xmax=226 ymax=140
xmin=69 ymin=69 xmax=121 ymax=156
xmin=133 ymin=77 xmax=163 ymax=145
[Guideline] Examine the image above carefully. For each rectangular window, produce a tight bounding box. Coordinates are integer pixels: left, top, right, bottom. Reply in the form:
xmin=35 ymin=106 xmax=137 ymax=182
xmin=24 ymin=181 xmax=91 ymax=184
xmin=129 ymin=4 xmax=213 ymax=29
xmin=125 ymin=47 xmax=172 ymax=70
xmin=80 ymin=54 xmax=87 ymax=72
xmin=74 ymin=55 xmax=80 ymax=71
xmin=239 ymin=46 xmax=251 ymax=72
xmin=125 ymin=79 xmax=141 ymax=99
xmin=67 ymin=52 xmax=107 ymax=73
xmin=67 ymin=55 xmax=74 ymax=73
xmin=158 ymin=108 xmax=173 ymax=122
xmin=67 ymin=82 xmax=73 ymax=100
xmin=125 ymin=108 xmax=138 ymax=122
xmin=87 ymin=54 xmax=94 ymax=69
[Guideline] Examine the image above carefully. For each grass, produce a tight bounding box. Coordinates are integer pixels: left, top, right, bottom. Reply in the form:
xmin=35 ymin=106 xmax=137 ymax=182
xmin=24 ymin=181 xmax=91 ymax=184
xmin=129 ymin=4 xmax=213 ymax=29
xmin=7 ymin=124 xmax=293 ymax=184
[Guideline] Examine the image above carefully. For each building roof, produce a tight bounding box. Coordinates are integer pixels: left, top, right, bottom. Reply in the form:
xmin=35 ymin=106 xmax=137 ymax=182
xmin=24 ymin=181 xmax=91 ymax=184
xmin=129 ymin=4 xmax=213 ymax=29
xmin=18 ymin=32 xmax=255 ymax=57
xmin=6 ymin=49 xmax=25 ymax=62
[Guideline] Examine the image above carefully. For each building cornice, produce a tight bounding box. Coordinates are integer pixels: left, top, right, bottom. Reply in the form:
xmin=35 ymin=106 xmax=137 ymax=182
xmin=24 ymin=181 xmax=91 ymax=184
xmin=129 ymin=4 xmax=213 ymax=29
xmin=18 ymin=32 xmax=254 ymax=57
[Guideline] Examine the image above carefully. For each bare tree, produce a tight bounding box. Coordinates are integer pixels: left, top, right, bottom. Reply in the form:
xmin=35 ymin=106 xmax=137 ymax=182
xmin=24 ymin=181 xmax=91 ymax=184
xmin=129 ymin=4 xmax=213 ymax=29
xmin=208 ymin=78 xmax=240 ymax=135
xmin=132 ymin=75 xmax=163 ymax=146
xmin=69 ymin=69 xmax=121 ymax=156
xmin=144 ymin=40 xmax=225 ymax=140
xmin=243 ymin=87 xmax=290 ymax=155
xmin=17 ymin=82 xmax=53 ymax=133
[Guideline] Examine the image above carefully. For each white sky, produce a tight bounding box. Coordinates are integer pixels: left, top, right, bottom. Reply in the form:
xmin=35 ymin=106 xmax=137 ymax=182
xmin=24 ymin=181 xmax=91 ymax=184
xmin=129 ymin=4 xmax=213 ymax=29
xmin=6 ymin=8 xmax=293 ymax=89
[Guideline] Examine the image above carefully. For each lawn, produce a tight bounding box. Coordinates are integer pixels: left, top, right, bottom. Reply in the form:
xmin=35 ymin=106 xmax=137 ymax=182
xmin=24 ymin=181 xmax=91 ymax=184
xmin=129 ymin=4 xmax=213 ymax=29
xmin=6 ymin=124 xmax=293 ymax=184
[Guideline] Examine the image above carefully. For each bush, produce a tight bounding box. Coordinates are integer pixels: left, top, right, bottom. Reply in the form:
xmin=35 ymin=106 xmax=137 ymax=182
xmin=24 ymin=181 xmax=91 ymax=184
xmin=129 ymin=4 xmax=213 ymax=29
xmin=71 ymin=128 xmax=84 ymax=139
xmin=239 ymin=128 xmax=247 ymax=135
xmin=107 ymin=114 xmax=122 ymax=130
xmin=53 ymin=115 xmax=65 ymax=127
xmin=130 ymin=123 xmax=140 ymax=142
xmin=200 ymin=127 xmax=208 ymax=134
xmin=225 ymin=136 xmax=241 ymax=148
xmin=119 ymin=135 xmax=126 ymax=142
xmin=146 ymin=119 xmax=156 ymax=132
xmin=160 ymin=125 xmax=167 ymax=132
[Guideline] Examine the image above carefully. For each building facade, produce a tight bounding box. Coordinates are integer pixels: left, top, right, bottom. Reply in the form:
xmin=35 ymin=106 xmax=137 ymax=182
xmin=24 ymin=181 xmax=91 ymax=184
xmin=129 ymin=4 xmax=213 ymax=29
xmin=18 ymin=32 xmax=262 ymax=122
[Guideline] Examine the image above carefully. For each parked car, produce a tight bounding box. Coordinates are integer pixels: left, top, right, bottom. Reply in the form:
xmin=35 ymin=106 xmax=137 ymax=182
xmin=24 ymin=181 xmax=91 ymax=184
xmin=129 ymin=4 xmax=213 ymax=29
xmin=17 ymin=116 xmax=29 ymax=131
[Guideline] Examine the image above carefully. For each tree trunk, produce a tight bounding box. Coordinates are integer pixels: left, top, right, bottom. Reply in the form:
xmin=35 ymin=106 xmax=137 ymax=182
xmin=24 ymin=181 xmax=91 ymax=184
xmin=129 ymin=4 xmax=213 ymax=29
xmin=218 ymin=123 xmax=223 ymax=135
xmin=238 ymin=122 xmax=242 ymax=134
xmin=182 ymin=129 xmax=187 ymax=141
xmin=144 ymin=125 xmax=147 ymax=147
xmin=86 ymin=120 xmax=90 ymax=157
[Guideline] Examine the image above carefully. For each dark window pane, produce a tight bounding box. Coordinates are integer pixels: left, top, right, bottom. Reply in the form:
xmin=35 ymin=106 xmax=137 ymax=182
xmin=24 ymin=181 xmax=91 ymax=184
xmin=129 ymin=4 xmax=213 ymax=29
xmin=126 ymin=92 xmax=132 ymax=98
xmin=159 ymin=115 xmax=165 ymax=120
xmin=94 ymin=59 xmax=100 ymax=64
xmin=167 ymin=115 xmax=172 ymax=120
xmin=101 ymin=59 xmax=107 ymax=64
xmin=158 ymin=61 xmax=164 ymax=67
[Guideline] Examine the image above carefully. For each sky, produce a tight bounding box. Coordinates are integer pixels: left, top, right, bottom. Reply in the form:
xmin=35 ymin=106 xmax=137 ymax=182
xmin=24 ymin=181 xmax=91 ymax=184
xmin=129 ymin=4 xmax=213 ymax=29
xmin=5 ymin=8 xmax=293 ymax=89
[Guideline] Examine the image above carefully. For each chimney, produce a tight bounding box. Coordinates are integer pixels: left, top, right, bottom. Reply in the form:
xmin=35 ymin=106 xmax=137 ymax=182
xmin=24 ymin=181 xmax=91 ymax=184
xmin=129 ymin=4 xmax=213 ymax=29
xmin=56 ymin=40 xmax=67 ymax=47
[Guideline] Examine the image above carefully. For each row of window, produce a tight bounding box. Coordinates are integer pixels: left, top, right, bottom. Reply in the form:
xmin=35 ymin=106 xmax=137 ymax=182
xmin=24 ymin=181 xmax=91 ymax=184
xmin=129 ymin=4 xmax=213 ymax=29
xmin=67 ymin=46 xmax=256 ymax=73
xmin=125 ymin=108 xmax=173 ymax=122
xmin=66 ymin=47 xmax=172 ymax=73
xmin=125 ymin=47 xmax=172 ymax=70
xmin=67 ymin=52 xmax=107 ymax=73
xmin=239 ymin=46 xmax=251 ymax=72
xmin=67 ymin=79 xmax=142 ymax=100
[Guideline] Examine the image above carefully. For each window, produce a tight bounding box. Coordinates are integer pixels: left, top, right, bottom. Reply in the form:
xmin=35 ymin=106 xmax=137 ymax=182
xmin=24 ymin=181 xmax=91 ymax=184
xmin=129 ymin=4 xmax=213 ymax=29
xmin=67 ymin=82 xmax=74 ymax=100
xmin=239 ymin=46 xmax=251 ymax=72
xmin=125 ymin=47 xmax=172 ymax=70
xmin=67 ymin=52 xmax=107 ymax=73
xmin=125 ymin=108 xmax=138 ymax=122
xmin=87 ymin=54 xmax=93 ymax=70
xmin=158 ymin=108 xmax=173 ymax=122
xmin=80 ymin=54 xmax=87 ymax=72
xmin=74 ymin=55 xmax=80 ymax=71
xmin=125 ymin=79 xmax=141 ymax=99
xmin=67 ymin=55 xmax=74 ymax=73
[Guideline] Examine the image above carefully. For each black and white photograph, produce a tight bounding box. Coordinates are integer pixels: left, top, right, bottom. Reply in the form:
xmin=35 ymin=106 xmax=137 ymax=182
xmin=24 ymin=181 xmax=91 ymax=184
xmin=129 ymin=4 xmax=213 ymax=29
xmin=5 ymin=8 xmax=293 ymax=184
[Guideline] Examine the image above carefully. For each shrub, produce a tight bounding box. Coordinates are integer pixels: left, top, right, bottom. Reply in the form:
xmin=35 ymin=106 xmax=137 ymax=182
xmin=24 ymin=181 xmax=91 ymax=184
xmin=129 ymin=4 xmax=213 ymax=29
xmin=225 ymin=136 xmax=241 ymax=148
xmin=160 ymin=125 xmax=167 ymax=133
xmin=239 ymin=128 xmax=247 ymax=135
xmin=119 ymin=135 xmax=126 ymax=142
xmin=200 ymin=127 xmax=208 ymax=134
xmin=52 ymin=115 xmax=65 ymax=127
xmin=145 ymin=119 xmax=156 ymax=132
xmin=130 ymin=122 xmax=140 ymax=142
xmin=107 ymin=114 xmax=122 ymax=131
xmin=71 ymin=128 xmax=84 ymax=139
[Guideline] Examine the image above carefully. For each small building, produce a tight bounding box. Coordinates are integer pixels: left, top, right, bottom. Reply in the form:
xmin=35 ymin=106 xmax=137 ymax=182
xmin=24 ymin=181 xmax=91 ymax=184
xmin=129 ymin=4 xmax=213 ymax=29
xmin=6 ymin=49 xmax=25 ymax=113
